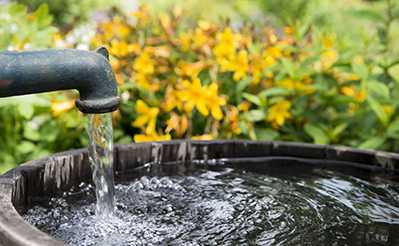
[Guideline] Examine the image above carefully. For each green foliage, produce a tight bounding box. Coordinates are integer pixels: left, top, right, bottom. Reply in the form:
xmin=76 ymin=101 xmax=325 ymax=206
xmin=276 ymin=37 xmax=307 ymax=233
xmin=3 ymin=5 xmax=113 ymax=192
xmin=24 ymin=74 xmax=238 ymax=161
xmin=16 ymin=0 xmax=116 ymax=28
xmin=0 ymin=3 xmax=56 ymax=50
xmin=139 ymin=0 xmax=260 ymax=23
xmin=257 ymin=0 xmax=318 ymax=26
xmin=0 ymin=95 xmax=88 ymax=173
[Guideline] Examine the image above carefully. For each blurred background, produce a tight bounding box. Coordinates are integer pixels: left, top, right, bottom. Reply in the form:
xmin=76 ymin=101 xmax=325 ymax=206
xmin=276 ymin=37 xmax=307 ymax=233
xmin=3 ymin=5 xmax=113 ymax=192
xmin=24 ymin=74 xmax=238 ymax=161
xmin=0 ymin=0 xmax=399 ymax=173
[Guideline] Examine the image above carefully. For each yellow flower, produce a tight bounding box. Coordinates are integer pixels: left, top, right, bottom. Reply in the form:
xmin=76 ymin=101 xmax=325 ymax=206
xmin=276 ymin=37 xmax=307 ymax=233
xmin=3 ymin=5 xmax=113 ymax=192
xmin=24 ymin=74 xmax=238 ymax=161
xmin=341 ymin=86 xmax=355 ymax=97
xmin=177 ymin=32 xmax=192 ymax=52
xmin=132 ymin=4 xmax=150 ymax=26
xmin=383 ymin=105 xmax=394 ymax=118
xmin=205 ymin=83 xmax=226 ymax=120
xmin=278 ymin=79 xmax=314 ymax=94
xmin=227 ymin=107 xmax=241 ymax=135
xmin=218 ymin=27 xmax=236 ymax=45
xmin=114 ymin=73 xmax=124 ymax=85
xmin=133 ymin=73 xmax=159 ymax=92
xmin=133 ymin=50 xmax=155 ymax=75
xmin=159 ymin=13 xmax=172 ymax=33
xmin=284 ymin=26 xmax=294 ymax=35
xmin=231 ymin=50 xmax=249 ymax=81
xmin=250 ymin=52 xmax=275 ymax=84
xmin=192 ymin=134 xmax=214 ymax=140
xmin=265 ymin=46 xmax=282 ymax=59
xmin=213 ymin=28 xmax=236 ymax=60
xmin=263 ymin=28 xmax=278 ymax=44
xmin=178 ymin=77 xmax=209 ymax=116
xmin=132 ymin=100 xmax=159 ymax=134
xmin=192 ymin=28 xmax=211 ymax=49
xmin=198 ymin=20 xmax=215 ymax=31
xmin=266 ymin=100 xmax=292 ymax=128
xmin=51 ymin=100 xmax=75 ymax=116
xmin=134 ymin=133 xmax=171 ymax=142
xmin=331 ymin=69 xmax=360 ymax=83
xmin=163 ymin=87 xmax=182 ymax=112
xmin=320 ymin=49 xmax=338 ymax=70
xmin=165 ymin=113 xmax=189 ymax=137
xmin=238 ymin=101 xmax=250 ymax=112
xmin=341 ymin=86 xmax=366 ymax=102
xmin=110 ymin=57 xmax=121 ymax=71
xmin=150 ymin=46 xmax=171 ymax=58
xmin=133 ymin=51 xmax=155 ymax=74
xmin=53 ymin=32 xmax=65 ymax=48
xmin=175 ymin=61 xmax=205 ymax=79
xmin=321 ymin=33 xmax=336 ymax=49
xmin=100 ymin=17 xmax=131 ymax=40
xmin=355 ymin=89 xmax=367 ymax=102
xmin=109 ymin=40 xmax=129 ymax=57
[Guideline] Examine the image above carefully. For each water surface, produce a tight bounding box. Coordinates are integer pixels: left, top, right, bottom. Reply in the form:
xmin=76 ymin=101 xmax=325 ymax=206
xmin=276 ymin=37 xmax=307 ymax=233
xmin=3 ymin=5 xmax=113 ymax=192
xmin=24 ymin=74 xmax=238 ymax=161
xmin=23 ymin=166 xmax=399 ymax=245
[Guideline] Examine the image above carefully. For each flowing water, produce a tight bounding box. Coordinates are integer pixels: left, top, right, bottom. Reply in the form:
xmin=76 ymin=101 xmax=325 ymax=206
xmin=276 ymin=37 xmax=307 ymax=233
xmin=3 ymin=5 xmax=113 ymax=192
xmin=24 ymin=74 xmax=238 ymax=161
xmin=87 ymin=113 xmax=115 ymax=218
xmin=23 ymin=166 xmax=399 ymax=245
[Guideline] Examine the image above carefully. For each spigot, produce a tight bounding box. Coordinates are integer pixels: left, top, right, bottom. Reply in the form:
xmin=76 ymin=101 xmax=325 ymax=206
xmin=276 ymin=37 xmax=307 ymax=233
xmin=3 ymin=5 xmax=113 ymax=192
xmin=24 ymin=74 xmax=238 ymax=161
xmin=0 ymin=47 xmax=120 ymax=113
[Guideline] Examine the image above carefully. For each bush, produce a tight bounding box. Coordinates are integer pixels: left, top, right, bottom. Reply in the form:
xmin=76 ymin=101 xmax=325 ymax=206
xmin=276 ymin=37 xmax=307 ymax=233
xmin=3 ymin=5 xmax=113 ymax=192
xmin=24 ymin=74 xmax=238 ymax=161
xmin=86 ymin=3 xmax=399 ymax=150
xmin=1 ymin=1 xmax=399 ymax=174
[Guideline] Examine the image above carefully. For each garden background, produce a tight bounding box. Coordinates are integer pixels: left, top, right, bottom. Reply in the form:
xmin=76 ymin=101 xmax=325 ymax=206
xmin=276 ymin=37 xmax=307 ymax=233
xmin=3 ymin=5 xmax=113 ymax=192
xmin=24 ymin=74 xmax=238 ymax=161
xmin=1 ymin=0 xmax=399 ymax=173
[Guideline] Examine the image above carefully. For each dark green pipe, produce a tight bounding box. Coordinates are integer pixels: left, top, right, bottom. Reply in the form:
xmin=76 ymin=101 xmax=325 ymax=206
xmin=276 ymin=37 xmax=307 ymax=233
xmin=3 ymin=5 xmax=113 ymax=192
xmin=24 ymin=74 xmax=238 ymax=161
xmin=0 ymin=48 xmax=120 ymax=113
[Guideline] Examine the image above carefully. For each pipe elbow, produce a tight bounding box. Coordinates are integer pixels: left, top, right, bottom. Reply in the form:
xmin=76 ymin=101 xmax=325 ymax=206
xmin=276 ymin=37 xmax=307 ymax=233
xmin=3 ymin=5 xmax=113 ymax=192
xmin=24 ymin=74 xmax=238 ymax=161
xmin=75 ymin=48 xmax=120 ymax=113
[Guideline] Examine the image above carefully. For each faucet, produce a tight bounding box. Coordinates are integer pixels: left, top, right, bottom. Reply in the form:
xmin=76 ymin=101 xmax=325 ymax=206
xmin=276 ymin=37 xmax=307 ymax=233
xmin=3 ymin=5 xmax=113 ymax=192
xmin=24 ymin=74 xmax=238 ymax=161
xmin=0 ymin=47 xmax=119 ymax=113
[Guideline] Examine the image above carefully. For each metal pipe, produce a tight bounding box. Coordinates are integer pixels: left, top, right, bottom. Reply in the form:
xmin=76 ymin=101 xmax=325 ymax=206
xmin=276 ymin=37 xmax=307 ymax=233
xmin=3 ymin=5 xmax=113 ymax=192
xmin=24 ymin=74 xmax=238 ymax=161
xmin=0 ymin=47 xmax=120 ymax=113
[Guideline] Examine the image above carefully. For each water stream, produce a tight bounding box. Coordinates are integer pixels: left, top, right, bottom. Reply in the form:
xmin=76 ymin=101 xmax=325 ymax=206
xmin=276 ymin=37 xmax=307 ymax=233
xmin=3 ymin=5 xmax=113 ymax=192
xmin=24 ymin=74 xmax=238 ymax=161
xmin=87 ymin=113 xmax=115 ymax=218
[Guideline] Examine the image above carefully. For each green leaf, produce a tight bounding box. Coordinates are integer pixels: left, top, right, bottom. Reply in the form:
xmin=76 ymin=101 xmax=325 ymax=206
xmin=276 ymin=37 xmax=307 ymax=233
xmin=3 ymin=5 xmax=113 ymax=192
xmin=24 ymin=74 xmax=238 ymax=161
xmin=358 ymin=136 xmax=385 ymax=150
xmin=367 ymin=97 xmax=388 ymax=125
xmin=281 ymin=58 xmax=295 ymax=78
xmin=16 ymin=141 xmax=36 ymax=154
xmin=0 ymin=162 xmax=15 ymax=175
xmin=367 ymin=80 xmax=390 ymax=101
xmin=329 ymin=123 xmax=348 ymax=140
xmin=304 ymin=123 xmax=329 ymax=145
xmin=255 ymin=128 xmax=279 ymax=141
xmin=352 ymin=62 xmax=368 ymax=80
xmin=244 ymin=110 xmax=265 ymax=122
xmin=8 ymin=3 xmax=27 ymax=16
xmin=236 ymin=77 xmax=251 ymax=92
xmin=243 ymin=93 xmax=262 ymax=106
xmin=24 ymin=126 xmax=40 ymax=141
xmin=18 ymin=103 xmax=34 ymax=119
xmin=260 ymin=88 xmax=291 ymax=97
xmin=34 ymin=4 xmax=53 ymax=27
xmin=388 ymin=64 xmax=399 ymax=83
xmin=387 ymin=119 xmax=399 ymax=137
xmin=332 ymin=123 xmax=348 ymax=137
xmin=350 ymin=9 xmax=385 ymax=22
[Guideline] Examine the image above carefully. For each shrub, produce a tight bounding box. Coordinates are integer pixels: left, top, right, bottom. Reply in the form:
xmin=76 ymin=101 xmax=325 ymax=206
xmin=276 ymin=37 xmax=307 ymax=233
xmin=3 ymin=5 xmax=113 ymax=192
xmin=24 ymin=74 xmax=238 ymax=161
xmin=85 ymin=4 xmax=399 ymax=151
